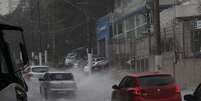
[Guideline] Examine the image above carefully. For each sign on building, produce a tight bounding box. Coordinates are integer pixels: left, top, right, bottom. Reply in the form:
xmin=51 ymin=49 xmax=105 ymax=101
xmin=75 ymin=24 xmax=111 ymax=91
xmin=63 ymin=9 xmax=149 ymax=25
xmin=192 ymin=20 xmax=201 ymax=29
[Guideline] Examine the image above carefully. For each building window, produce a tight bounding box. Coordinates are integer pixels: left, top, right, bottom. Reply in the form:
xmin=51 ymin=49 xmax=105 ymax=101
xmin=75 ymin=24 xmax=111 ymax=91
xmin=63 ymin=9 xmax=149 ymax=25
xmin=127 ymin=31 xmax=135 ymax=56
xmin=140 ymin=59 xmax=144 ymax=72
xmin=165 ymin=38 xmax=174 ymax=52
xmin=136 ymin=15 xmax=140 ymax=26
xmin=126 ymin=16 xmax=135 ymax=31
xmin=144 ymin=58 xmax=149 ymax=71
xmin=136 ymin=60 xmax=140 ymax=72
xmin=0 ymin=50 xmax=9 ymax=74
xmin=109 ymin=25 xmax=113 ymax=38
xmin=192 ymin=31 xmax=201 ymax=53
xmin=136 ymin=25 xmax=146 ymax=38
xmin=117 ymin=21 xmax=123 ymax=34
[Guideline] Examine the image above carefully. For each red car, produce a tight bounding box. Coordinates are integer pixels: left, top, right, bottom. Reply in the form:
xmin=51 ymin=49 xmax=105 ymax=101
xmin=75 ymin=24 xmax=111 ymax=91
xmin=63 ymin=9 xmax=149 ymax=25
xmin=111 ymin=72 xmax=181 ymax=101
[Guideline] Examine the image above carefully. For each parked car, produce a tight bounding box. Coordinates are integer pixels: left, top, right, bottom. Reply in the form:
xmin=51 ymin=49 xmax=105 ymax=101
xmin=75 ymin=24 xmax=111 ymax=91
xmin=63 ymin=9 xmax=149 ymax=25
xmin=39 ymin=72 xmax=77 ymax=99
xmin=64 ymin=58 xmax=74 ymax=67
xmin=24 ymin=65 xmax=49 ymax=79
xmin=83 ymin=57 xmax=109 ymax=73
xmin=184 ymin=83 xmax=201 ymax=101
xmin=111 ymin=72 xmax=182 ymax=101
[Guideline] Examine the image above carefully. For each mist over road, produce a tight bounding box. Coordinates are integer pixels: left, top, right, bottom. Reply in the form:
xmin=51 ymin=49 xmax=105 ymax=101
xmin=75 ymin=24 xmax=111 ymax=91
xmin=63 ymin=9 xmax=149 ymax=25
xmin=27 ymin=67 xmax=117 ymax=101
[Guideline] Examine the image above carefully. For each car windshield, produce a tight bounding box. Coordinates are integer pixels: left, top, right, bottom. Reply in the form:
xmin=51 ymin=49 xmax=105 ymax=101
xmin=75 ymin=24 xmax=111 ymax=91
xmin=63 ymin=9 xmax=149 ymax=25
xmin=32 ymin=67 xmax=48 ymax=73
xmin=0 ymin=51 xmax=3 ymax=72
xmin=139 ymin=75 xmax=175 ymax=87
xmin=48 ymin=73 xmax=74 ymax=81
xmin=0 ymin=50 xmax=8 ymax=74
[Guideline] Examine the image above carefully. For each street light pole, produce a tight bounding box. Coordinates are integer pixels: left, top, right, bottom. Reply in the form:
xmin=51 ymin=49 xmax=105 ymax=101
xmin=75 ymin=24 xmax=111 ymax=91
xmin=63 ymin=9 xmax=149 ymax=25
xmin=80 ymin=1 xmax=93 ymax=74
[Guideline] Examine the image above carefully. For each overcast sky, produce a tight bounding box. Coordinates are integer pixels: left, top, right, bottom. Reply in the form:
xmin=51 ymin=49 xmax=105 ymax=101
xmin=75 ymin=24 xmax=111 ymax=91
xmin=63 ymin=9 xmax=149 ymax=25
xmin=0 ymin=0 xmax=19 ymax=15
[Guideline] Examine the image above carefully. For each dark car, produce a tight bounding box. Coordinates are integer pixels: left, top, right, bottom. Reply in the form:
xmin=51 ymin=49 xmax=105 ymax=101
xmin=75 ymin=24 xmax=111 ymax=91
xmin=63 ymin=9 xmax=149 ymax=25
xmin=0 ymin=24 xmax=29 ymax=101
xmin=184 ymin=83 xmax=201 ymax=101
xmin=111 ymin=72 xmax=181 ymax=101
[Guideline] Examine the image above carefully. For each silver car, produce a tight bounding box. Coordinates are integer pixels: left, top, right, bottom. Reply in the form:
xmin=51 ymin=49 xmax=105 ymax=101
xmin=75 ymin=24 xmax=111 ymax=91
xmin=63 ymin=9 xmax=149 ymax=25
xmin=39 ymin=72 xmax=77 ymax=99
xmin=24 ymin=65 xmax=49 ymax=80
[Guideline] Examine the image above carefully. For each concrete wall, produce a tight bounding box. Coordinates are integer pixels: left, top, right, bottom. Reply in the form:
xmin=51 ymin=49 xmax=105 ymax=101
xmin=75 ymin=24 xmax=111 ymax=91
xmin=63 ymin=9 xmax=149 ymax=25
xmin=135 ymin=37 xmax=150 ymax=57
xmin=161 ymin=58 xmax=201 ymax=89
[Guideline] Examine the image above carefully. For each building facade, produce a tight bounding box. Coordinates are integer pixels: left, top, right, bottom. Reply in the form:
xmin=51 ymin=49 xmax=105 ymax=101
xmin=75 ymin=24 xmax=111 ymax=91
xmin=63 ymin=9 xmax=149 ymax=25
xmin=107 ymin=0 xmax=174 ymax=71
xmin=100 ymin=0 xmax=201 ymax=88
xmin=160 ymin=0 xmax=201 ymax=88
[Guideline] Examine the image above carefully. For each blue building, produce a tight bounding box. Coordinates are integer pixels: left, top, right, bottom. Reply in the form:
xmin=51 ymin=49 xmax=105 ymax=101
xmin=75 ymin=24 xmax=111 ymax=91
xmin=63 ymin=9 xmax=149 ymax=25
xmin=96 ymin=15 xmax=112 ymax=58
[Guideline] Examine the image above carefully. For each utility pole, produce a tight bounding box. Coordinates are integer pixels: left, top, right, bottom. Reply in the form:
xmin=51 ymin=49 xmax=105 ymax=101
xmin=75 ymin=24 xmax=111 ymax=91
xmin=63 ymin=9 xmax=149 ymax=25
xmin=173 ymin=0 xmax=177 ymax=77
xmin=154 ymin=0 xmax=161 ymax=55
xmin=145 ymin=0 xmax=153 ymax=55
xmin=153 ymin=0 xmax=162 ymax=71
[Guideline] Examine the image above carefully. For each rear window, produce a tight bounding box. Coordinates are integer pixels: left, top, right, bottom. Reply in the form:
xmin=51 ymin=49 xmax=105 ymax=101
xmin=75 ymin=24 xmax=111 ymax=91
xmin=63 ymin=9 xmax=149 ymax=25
xmin=139 ymin=75 xmax=175 ymax=87
xmin=48 ymin=73 xmax=74 ymax=81
xmin=32 ymin=67 xmax=48 ymax=73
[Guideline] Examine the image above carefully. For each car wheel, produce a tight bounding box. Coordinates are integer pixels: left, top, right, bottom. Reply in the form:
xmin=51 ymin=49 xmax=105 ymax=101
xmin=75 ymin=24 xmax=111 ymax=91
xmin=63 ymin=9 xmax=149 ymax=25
xmin=72 ymin=92 xmax=76 ymax=98
xmin=111 ymin=95 xmax=117 ymax=101
xmin=44 ymin=88 xmax=48 ymax=99
xmin=40 ymin=87 xmax=42 ymax=94
xmin=127 ymin=92 xmax=134 ymax=101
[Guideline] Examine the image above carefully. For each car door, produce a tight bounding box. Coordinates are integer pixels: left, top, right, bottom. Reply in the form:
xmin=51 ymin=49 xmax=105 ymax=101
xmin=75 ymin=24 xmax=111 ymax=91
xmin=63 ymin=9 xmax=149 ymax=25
xmin=40 ymin=73 xmax=49 ymax=95
xmin=193 ymin=83 xmax=201 ymax=101
xmin=118 ymin=77 xmax=128 ymax=101
xmin=120 ymin=76 xmax=136 ymax=101
xmin=112 ymin=77 xmax=127 ymax=101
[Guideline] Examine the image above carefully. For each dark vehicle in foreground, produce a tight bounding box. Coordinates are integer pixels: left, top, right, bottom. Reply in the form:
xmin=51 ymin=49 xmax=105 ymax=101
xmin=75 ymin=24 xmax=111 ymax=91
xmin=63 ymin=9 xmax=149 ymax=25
xmin=111 ymin=72 xmax=181 ymax=101
xmin=39 ymin=72 xmax=77 ymax=99
xmin=184 ymin=83 xmax=201 ymax=101
xmin=0 ymin=24 xmax=29 ymax=101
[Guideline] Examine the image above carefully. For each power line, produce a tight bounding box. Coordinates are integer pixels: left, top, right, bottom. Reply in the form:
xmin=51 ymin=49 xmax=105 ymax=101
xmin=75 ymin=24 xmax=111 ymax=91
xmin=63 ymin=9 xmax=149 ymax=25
xmin=48 ymin=21 xmax=86 ymax=33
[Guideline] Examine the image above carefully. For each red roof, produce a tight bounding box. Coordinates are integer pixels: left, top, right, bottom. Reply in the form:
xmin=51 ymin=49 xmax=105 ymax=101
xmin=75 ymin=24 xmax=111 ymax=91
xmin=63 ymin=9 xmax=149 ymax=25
xmin=128 ymin=72 xmax=171 ymax=78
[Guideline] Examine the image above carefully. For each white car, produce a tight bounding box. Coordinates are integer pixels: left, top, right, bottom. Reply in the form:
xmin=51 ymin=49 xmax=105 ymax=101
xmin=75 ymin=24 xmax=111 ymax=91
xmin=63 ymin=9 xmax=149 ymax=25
xmin=65 ymin=58 xmax=74 ymax=66
xmin=84 ymin=57 xmax=109 ymax=73
xmin=24 ymin=65 xmax=49 ymax=79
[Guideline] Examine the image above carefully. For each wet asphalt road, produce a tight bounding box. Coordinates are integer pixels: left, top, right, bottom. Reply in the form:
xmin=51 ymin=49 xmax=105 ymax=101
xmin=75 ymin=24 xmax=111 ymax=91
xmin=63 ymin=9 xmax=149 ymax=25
xmin=26 ymin=67 xmax=116 ymax=101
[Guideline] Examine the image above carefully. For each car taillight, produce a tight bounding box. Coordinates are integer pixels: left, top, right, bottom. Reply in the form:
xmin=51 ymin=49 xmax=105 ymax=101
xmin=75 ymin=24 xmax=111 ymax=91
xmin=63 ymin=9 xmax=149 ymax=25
xmin=176 ymin=85 xmax=180 ymax=93
xmin=132 ymin=87 xmax=142 ymax=96
xmin=134 ymin=87 xmax=142 ymax=96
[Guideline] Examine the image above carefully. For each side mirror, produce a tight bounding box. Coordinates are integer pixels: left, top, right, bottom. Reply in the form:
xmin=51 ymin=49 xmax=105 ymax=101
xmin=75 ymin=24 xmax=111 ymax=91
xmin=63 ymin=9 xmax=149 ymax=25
xmin=184 ymin=94 xmax=194 ymax=101
xmin=112 ymin=85 xmax=120 ymax=90
xmin=39 ymin=78 xmax=45 ymax=81
xmin=20 ymin=43 xmax=29 ymax=65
